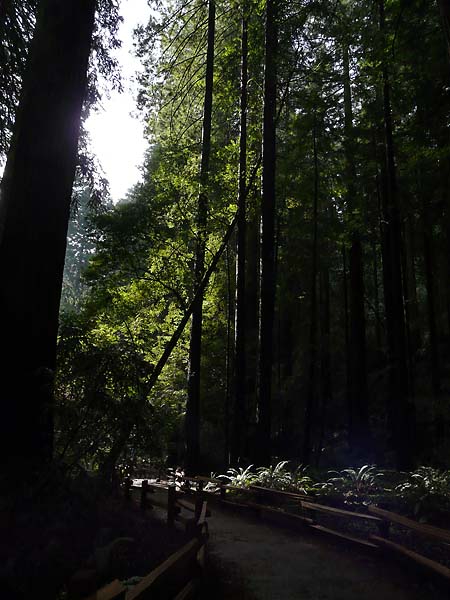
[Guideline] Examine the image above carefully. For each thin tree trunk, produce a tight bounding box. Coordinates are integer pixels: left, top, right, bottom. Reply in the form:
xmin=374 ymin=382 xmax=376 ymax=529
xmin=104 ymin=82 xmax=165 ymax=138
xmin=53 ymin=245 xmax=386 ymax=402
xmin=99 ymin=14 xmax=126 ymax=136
xmin=303 ymin=115 xmax=319 ymax=464
xmin=225 ymin=241 xmax=234 ymax=467
xmin=343 ymin=43 xmax=370 ymax=453
xmin=378 ymin=0 xmax=412 ymax=469
xmin=258 ymin=0 xmax=277 ymax=465
xmin=185 ymin=0 xmax=215 ymax=474
xmin=246 ymin=201 xmax=260 ymax=459
xmin=0 ymin=0 xmax=96 ymax=477
xmin=371 ymin=237 xmax=382 ymax=349
xmin=317 ymin=264 xmax=332 ymax=465
xmin=421 ymin=200 xmax=440 ymax=397
xmin=400 ymin=220 xmax=415 ymax=399
xmin=404 ymin=214 xmax=421 ymax=353
xmin=438 ymin=0 xmax=450 ymax=62
xmin=232 ymin=9 xmax=248 ymax=465
xmin=342 ymin=244 xmax=350 ymax=410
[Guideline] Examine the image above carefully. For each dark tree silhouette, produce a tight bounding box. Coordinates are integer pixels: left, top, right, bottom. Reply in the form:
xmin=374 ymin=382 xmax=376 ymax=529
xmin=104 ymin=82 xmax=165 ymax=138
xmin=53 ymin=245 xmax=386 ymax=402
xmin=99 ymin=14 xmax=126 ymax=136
xmin=0 ymin=0 xmax=96 ymax=476
xmin=258 ymin=0 xmax=277 ymax=464
xmin=343 ymin=42 xmax=370 ymax=453
xmin=185 ymin=0 xmax=215 ymax=474
xmin=232 ymin=7 xmax=249 ymax=465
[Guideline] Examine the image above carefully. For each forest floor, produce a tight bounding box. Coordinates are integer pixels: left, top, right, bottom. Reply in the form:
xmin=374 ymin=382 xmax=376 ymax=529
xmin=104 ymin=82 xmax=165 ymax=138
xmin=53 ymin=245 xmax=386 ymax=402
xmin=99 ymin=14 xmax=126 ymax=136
xmin=198 ymin=501 xmax=447 ymax=600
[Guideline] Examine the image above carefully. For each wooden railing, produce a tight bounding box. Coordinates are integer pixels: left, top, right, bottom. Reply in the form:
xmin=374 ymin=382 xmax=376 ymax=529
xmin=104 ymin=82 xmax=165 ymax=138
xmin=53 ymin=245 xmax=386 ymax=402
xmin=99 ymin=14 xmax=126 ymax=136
xmin=83 ymin=535 xmax=207 ymax=600
xmin=368 ymin=505 xmax=450 ymax=584
xmin=81 ymin=479 xmax=210 ymax=600
xmin=124 ymin=477 xmax=210 ymax=535
xmin=175 ymin=474 xmax=450 ymax=588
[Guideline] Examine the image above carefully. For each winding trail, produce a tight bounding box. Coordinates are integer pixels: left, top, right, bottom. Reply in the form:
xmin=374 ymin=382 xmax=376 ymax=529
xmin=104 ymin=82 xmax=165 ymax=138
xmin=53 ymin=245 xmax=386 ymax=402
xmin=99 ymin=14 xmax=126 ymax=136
xmin=201 ymin=502 xmax=444 ymax=600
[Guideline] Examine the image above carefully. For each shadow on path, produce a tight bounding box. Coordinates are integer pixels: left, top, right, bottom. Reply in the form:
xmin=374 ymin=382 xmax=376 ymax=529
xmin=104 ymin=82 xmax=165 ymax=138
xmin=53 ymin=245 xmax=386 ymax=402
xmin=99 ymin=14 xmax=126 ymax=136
xmin=201 ymin=502 xmax=445 ymax=600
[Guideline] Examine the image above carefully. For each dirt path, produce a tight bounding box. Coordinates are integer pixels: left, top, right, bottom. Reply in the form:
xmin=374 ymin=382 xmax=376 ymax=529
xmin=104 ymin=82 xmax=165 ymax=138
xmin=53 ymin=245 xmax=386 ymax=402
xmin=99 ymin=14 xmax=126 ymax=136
xmin=202 ymin=502 xmax=445 ymax=600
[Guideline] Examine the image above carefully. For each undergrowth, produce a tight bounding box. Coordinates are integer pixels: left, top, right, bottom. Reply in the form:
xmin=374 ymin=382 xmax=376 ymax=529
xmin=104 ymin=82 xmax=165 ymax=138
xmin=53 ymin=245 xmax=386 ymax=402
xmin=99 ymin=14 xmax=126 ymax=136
xmin=217 ymin=462 xmax=450 ymax=522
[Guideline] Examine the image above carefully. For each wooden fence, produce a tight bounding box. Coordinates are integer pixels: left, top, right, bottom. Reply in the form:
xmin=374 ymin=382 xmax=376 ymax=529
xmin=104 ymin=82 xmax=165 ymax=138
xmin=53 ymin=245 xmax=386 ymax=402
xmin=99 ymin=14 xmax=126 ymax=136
xmin=83 ymin=535 xmax=206 ymax=600
xmin=82 ymin=480 xmax=210 ymax=600
xmin=178 ymin=474 xmax=450 ymax=588
xmin=84 ymin=471 xmax=449 ymax=597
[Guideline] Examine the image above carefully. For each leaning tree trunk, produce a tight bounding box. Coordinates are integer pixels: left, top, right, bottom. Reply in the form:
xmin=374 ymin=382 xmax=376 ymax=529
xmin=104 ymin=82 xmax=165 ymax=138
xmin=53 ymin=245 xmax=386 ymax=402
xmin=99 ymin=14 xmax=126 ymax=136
xmin=232 ymin=9 xmax=249 ymax=465
xmin=185 ymin=0 xmax=215 ymax=474
xmin=258 ymin=0 xmax=277 ymax=465
xmin=0 ymin=0 xmax=96 ymax=479
xmin=343 ymin=43 xmax=370 ymax=454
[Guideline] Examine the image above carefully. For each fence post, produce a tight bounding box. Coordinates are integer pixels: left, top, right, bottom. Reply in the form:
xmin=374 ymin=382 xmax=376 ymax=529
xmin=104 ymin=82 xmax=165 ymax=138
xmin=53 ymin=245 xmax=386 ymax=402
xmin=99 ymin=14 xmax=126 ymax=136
xmin=167 ymin=484 xmax=176 ymax=526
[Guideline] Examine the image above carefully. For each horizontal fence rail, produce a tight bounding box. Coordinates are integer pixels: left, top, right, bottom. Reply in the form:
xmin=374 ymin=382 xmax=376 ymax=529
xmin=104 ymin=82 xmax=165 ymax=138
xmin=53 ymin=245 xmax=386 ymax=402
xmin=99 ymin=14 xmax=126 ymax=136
xmin=82 ymin=477 xmax=210 ymax=600
xmin=173 ymin=473 xmax=450 ymax=588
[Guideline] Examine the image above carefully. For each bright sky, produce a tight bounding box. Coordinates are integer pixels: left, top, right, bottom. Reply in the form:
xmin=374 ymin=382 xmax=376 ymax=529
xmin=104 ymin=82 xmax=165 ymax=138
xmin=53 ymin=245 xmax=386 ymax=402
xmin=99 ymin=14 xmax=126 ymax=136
xmin=86 ymin=0 xmax=150 ymax=202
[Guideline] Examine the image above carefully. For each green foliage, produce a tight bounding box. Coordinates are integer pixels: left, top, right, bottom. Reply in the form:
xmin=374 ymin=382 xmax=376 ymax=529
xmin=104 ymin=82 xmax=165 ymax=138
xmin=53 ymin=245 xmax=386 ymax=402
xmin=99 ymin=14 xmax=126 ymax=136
xmin=219 ymin=464 xmax=258 ymax=488
xmin=316 ymin=465 xmax=386 ymax=507
xmin=324 ymin=465 xmax=384 ymax=494
xmin=255 ymin=461 xmax=293 ymax=490
xmin=218 ymin=462 xmax=315 ymax=495
xmin=394 ymin=467 xmax=450 ymax=519
xmin=256 ymin=462 xmax=315 ymax=494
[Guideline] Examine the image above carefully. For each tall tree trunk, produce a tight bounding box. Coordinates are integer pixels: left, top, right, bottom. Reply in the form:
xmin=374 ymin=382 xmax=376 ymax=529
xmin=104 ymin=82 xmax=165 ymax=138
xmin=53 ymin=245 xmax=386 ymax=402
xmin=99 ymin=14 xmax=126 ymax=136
xmin=303 ymin=115 xmax=319 ymax=464
xmin=246 ymin=201 xmax=260 ymax=459
xmin=421 ymin=200 xmax=440 ymax=397
xmin=400 ymin=221 xmax=415 ymax=399
xmin=0 ymin=0 xmax=96 ymax=478
xmin=185 ymin=0 xmax=215 ymax=474
xmin=343 ymin=43 xmax=370 ymax=454
xmin=232 ymin=10 xmax=248 ymax=465
xmin=371 ymin=237 xmax=382 ymax=350
xmin=378 ymin=0 xmax=412 ymax=469
xmin=225 ymin=241 xmax=234 ymax=467
xmin=342 ymin=244 xmax=350 ymax=403
xmin=258 ymin=0 xmax=277 ymax=465
xmin=317 ymin=264 xmax=332 ymax=465
xmin=404 ymin=215 xmax=421 ymax=353
xmin=438 ymin=0 xmax=450 ymax=62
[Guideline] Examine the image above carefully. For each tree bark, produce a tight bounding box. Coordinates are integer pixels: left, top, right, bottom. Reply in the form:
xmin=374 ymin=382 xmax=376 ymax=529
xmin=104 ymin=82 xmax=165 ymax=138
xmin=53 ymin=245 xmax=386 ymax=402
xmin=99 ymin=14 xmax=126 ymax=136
xmin=438 ymin=0 xmax=450 ymax=62
xmin=257 ymin=0 xmax=277 ymax=465
xmin=421 ymin=201 xmax=440 ymax=397
xmin=0 ymin=0 xmax=96 ymax=477
xmin=317 ymin=264 xmax=332 ymax=465
xmin=343 ymin=43 xmax=370 ymax=454
xmin=378 ymin=0 xmax=412 ymax=469
xmin=303 ymin=115 xmax=319 ymax=465
xmin=371 ymin=237 xmax=382 ymax=350
xmin=232 ymin=10 xmax=248 ymax=465
xmin=185 ymin=0 xmax=215 ymax=474
xmin=224 ymin=241 xmax=234 ymax=467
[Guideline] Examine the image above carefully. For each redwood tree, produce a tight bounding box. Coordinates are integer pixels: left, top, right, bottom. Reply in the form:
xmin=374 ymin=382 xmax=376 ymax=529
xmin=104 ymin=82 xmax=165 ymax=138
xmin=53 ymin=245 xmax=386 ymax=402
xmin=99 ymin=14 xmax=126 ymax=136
xmin=185 ymin=0 xmax=216 ymax=474
xmin=232 ymin=7 xmax=249 ymax=465
xmin=258 ymin=0 xmax=277 ymax=464
xmin=0 ymin=0 xmax=96 ymax=476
